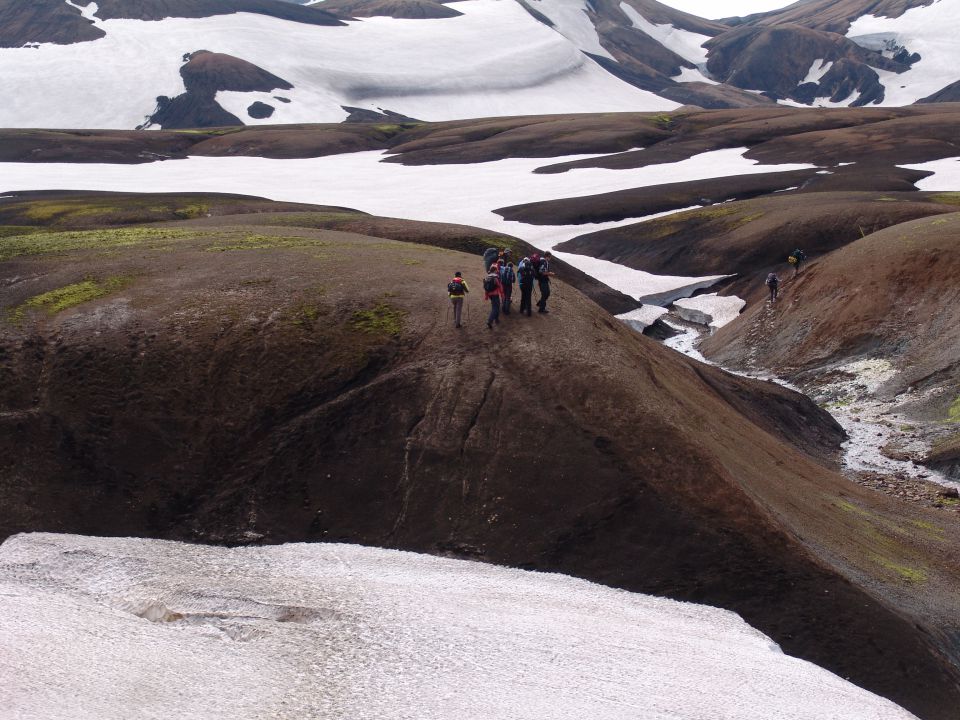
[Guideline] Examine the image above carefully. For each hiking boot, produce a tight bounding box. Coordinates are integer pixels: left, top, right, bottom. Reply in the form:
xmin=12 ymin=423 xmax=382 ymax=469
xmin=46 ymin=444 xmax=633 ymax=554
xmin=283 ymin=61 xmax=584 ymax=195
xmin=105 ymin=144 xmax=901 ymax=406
xmin=538 ymin=308 xmax=549 ymax=314
xmin=487 ymin=321 xmax=493 ymax=329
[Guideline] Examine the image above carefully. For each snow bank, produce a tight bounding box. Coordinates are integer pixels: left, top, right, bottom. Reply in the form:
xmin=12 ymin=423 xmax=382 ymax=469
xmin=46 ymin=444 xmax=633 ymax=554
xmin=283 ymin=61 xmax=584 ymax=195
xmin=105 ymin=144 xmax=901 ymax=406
xmin=619 ymin=3 xmax=711 ymax=67
xmin=672 ymin=292 xmax=745 ymax=329
xmin=900 ymin=156 xmax=960 ymax=190
xmin=847 ymin=0 xmax=959 ymax=106
xmin=615 ymin=304 xmax=669 ymax=331
xmin=0 ymin=147 xmax=812 ymax=303
xmin=0 ymin=533 xmax=918 ymax=720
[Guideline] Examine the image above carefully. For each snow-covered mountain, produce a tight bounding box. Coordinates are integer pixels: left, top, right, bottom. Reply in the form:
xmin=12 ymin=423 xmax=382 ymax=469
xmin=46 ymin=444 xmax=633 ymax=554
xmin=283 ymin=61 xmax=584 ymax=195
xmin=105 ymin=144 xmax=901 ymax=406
xmin=0 ymin=533 xmax=919 ymax=720
xmin=0 ymin=0 xmax=956 ymax=129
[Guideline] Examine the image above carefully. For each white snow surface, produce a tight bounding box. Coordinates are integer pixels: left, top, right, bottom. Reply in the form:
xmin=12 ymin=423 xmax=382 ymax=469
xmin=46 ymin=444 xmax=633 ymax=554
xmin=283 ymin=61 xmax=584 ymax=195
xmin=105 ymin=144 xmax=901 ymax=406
xmin=900 ymin=156 xmax=960 ymax=190
xmin=847 ymin=0 xmax=960 ymax=106
xmin=673 ymin=292 xmax=746 ymax=329
xmin=801 ymin=59 xmax=833 ymax=85
xmin=620 ymin=2 xmax=711 ymax=67
xmin=0 ymin=147 xmax=812 ymax=303
xmin=527 ymin=0 xmax=614 ymax=59
xmin=616 ymin=303 xmax=669 ymax=331
xmin=0 ymin=533 xmax=919 ymax=720
xmin=0 ymin=0 xmax=677 ymax=129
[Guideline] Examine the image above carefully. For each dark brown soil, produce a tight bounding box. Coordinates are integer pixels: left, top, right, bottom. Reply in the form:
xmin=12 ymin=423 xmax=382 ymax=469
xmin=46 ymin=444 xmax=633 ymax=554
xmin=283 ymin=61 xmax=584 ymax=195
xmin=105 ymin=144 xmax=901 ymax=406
xmin=2 ymin=197 xmax=960 ymax=719
xmin=91 ymin=0 xmax=343 ymax=25
xmin=701 ymin=212 xmax=960 ymax=399
xmin=0 ymin=0 xmax=104 ymax=47
xmin=554 ymin=191 xmax=957 ymax=300
xmin=742 ymin=0 xmax=935 ymax=34
xmin=318 ymin=0 xmax=462 ymax=19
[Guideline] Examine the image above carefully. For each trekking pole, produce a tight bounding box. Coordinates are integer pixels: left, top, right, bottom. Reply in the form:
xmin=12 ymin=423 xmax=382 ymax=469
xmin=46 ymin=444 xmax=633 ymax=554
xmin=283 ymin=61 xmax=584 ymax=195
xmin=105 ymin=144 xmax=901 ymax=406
xmin=445 ymin=303 xmax=450 ymax=325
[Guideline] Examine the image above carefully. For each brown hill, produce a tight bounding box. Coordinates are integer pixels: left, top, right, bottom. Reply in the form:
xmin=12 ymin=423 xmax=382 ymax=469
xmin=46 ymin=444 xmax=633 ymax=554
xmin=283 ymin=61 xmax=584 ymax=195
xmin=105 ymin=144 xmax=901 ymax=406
xmin=554 ymin=191 xmax=958 ymax=299
xmin=740 ymin=0 xmax=935 ymax=34
xmin=316 ymin=0 xmax=462 ymax=19
xmin=2 ymin=195 xmax=960 ymax=719
xmin=701 ymin=212 xmax=960 ymax=404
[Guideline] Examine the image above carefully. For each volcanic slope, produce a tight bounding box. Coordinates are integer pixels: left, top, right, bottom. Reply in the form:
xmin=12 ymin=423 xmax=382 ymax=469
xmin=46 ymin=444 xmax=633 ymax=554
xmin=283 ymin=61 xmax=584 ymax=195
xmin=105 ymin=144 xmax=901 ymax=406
xmin=2 ymin=196 xmax=960 ymax=719
xmin=702 ymin=211 xmax=960 ymax=408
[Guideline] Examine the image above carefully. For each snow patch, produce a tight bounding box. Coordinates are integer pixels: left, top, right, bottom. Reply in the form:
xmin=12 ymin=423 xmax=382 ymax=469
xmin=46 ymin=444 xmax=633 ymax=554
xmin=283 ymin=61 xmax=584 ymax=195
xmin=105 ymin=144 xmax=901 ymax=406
xmin=672 ymin=66 xmax=719 ymax=85
xmin=801 ymin=59 xmax=833 ymax=85
xmin=616 ymin=304 xmax=669 ymax=331
xmin=0 ymin=533 xmax=920 ymax=720
xmin=673 ymin=292 xmax=745 ymax=329
xmin=847 ymin=1 xmax=958 ymax=106
xmin=619 ymin=2 xmax=711 ymax=67
xmin=900 ymin=156 xmax=960 ymax=190
xmin=528 ymin=0 xmax=614 ymax=60
xmin=64 ymin=0 xmax=100 ymax=22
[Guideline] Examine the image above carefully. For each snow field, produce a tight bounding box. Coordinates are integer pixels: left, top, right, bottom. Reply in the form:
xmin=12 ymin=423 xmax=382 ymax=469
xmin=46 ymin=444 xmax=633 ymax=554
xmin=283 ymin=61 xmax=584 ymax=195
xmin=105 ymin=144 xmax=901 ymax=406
xmin=673 ymin=292 xmax=746 ymax=329
xmin=847 ymin=0 xmax=960 ymax=106
xmin=0 ymin=533 xmax=919 ymax=720
xmin=0 ymin=0 xmax=676 ymax=130
xmin=619 ymin=2 xmax=712 ymax=68
xmin=0 ymin=147 xmax=813 ymax=302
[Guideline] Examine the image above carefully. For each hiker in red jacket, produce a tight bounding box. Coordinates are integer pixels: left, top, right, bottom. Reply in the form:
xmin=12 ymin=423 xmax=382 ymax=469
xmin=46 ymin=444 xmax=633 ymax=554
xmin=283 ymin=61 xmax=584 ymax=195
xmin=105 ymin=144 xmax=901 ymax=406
xmin=483 ymin=264 xmax=504 ymax=329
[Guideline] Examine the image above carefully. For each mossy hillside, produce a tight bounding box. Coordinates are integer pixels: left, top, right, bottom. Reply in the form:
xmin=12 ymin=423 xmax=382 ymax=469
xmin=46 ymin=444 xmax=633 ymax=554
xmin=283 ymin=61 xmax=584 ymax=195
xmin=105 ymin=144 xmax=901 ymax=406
xmin=351 ymin=302 xmax=407 ymax=337
xmin=204 ymin=234 xmax=333 ymax=252
xmin=7 ymin=276 xmax=130 ymax=324
xmin=948 ymin=397 xmax=960 ymax=423
xmin=0 ymin=198 xmax=210 ymax=228
xmin=0 ymin=227 xmax=202 ymax=261
xmin=929 ymin=192 xmax=960 ymax=207
xmin=637 ymin=205 xmax=765 ymax=241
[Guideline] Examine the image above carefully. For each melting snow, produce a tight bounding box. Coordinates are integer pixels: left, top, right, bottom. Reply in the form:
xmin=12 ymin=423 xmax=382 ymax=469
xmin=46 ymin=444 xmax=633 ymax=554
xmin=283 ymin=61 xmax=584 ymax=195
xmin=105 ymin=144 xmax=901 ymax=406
xmin=0 ymin=147 xmax=812 ymax=303
xmin=672 ymin=292 xmax=745 ymax=329
xmin=619 ymin=3 xmax=711 ymax=68
xmin=801 ymin=59 xmax=833 ymax=85
xmin=0 ymin=533 xmax=919 ymax=720
xmin=616 ymin=304 xmax=669 ymax=331
xmin=847 ymin=0 xmax=959 ymax=106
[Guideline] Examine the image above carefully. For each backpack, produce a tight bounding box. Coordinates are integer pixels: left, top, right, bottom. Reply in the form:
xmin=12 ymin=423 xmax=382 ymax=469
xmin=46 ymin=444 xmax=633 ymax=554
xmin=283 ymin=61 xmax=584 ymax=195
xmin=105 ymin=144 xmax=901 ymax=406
xmin=483 ymin=275 xmax=498 ymax=293
xmin=766 ymin=273 xmax=778 ymax=286
xmin=448 ymin=280 xmax=464 ymax=296
xmin=501 ymin=267 xmax=515 ymax=284
xmin=518 ymin=262 xmax=535 ymax=283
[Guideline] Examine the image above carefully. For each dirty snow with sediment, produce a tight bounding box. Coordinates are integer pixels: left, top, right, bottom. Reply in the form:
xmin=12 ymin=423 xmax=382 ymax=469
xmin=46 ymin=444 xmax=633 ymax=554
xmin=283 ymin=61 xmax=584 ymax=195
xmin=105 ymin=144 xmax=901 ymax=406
xmin=0 ymin=0 xmax=675 ymax=129
xmin=0 ymin=533 xmax=919 ymax=720
xmin=673 ymin=292 xmax=746 ymax=329
xmin=847 ymin=0 xmax=960 ymax=106
xmin=0 ymin=147 xmax=812 ymax=303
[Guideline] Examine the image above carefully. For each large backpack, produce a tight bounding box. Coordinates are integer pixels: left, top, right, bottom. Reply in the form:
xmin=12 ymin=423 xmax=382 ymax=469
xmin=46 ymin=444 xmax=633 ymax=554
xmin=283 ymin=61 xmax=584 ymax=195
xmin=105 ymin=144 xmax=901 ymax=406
xmin=518 ymin=262 xmax=535 ymax=284
xmin=482 ymin=275 xmax=498 ymax=293
xmin=766 ymin=273 xmax=778 ymax=286
xmin=448 ymin=280 xmax=464 ymax=296
xmin=501 ymin=266 xmax=515 ymax=284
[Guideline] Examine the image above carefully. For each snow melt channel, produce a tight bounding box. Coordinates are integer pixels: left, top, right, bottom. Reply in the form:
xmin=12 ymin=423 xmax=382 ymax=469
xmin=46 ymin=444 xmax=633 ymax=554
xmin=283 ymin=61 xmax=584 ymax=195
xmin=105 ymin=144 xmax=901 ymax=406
xmin=0 ymin=533 xmax=918 ymax=720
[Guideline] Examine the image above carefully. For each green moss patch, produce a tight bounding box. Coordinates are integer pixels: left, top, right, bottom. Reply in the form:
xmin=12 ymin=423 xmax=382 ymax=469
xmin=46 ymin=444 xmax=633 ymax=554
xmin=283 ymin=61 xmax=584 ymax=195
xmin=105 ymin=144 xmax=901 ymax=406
xmin=351 ymin=302 xmax=407 ymax=337
xmin=0 ymin=227 xmax=200 ymax=261
xmin=204 ymin=233 xmax=331 ymax=252
xmin=929 ymin=192 xmax=960 ymax=206
xmin=8 ymin=276 xmax=130 ymax=324
xmin=948 ymin=397 xmax=960 ymax=423
xmin=870 ymin=554 xmax=928 ymax=584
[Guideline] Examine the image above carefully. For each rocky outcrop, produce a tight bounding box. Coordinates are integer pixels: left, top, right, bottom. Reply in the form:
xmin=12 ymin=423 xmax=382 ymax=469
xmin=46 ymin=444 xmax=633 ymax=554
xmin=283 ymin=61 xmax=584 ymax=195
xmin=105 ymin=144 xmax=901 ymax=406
xmin=91 ymin=0 xmax=343 ymax=25
xmin=704 ymin=24 xmax=906 ymax=103
xmin=146 ymin=50 xmax=294 ymax=129
xmin=315 ymin=0 xmax=462 ymax=19
xmin=918 ymin=81 xmax=960 ymax=104
xmin=0 ymin=0 xmax=105 ymax=47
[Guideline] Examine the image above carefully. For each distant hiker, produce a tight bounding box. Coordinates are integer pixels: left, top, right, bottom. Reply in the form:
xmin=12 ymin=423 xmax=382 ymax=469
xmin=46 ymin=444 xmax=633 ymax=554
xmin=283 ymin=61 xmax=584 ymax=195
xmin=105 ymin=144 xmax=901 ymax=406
xmin=482 ymin=247 xmax=499 ymax=274
xmin=500 ymin=261 xmax=516 ymax=315
xmin=788 ymin=248 xmax=807 ymax=276
xmin=483 ymin=264 xmax=504 ymax=329
xmin=448 ymin=271 xmax=469 ymax=328
xmin=517 ymin=256 xmax=536 ymax=316
xmin=536 ymin=251 xmax=555 ymax=313
xmin=765 ymin=272 xmax=779 ymax=302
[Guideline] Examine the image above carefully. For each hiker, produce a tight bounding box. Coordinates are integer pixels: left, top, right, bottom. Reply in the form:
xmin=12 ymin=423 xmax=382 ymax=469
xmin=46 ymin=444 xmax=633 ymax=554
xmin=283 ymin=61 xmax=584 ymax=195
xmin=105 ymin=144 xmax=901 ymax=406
xmin=482 ymin=246 xmax=499 ymax=274
xmin=483 ymin=264 xmax=504 ymax=329
xmin=500 ymin=261 xmax=516 ymax=315
xmin=517 ymin=256 xmax=536 ymax=316
xmin=447 ymin=271 xmax=469 ymax=328
xmin=536 ymin=251 xmax=555 ymax=313
xmin=788 ymin=248 xmax=807 ymax=276
xmin=765 ymin=272 xmax=779 ymax=302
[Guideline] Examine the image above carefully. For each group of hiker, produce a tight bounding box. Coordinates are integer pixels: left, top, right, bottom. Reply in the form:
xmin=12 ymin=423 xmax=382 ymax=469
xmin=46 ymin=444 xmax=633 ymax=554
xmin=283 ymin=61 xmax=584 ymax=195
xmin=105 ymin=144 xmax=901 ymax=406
xmin=765 ymin=248 xmax=807 ymax=302
xmin=446 ymin=248 xmax=555 ymax=329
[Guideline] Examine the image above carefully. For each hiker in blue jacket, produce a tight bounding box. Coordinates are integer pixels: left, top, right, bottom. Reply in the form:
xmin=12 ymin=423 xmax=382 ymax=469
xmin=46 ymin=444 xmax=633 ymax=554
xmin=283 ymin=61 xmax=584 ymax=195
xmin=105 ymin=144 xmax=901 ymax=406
xmin=536 ymin=251 xmax=555 ymax=313
xmin=517 ymin=256 xmax=536 ymax=316
xmin=500 ymin=261 xmax=516 ymax=315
